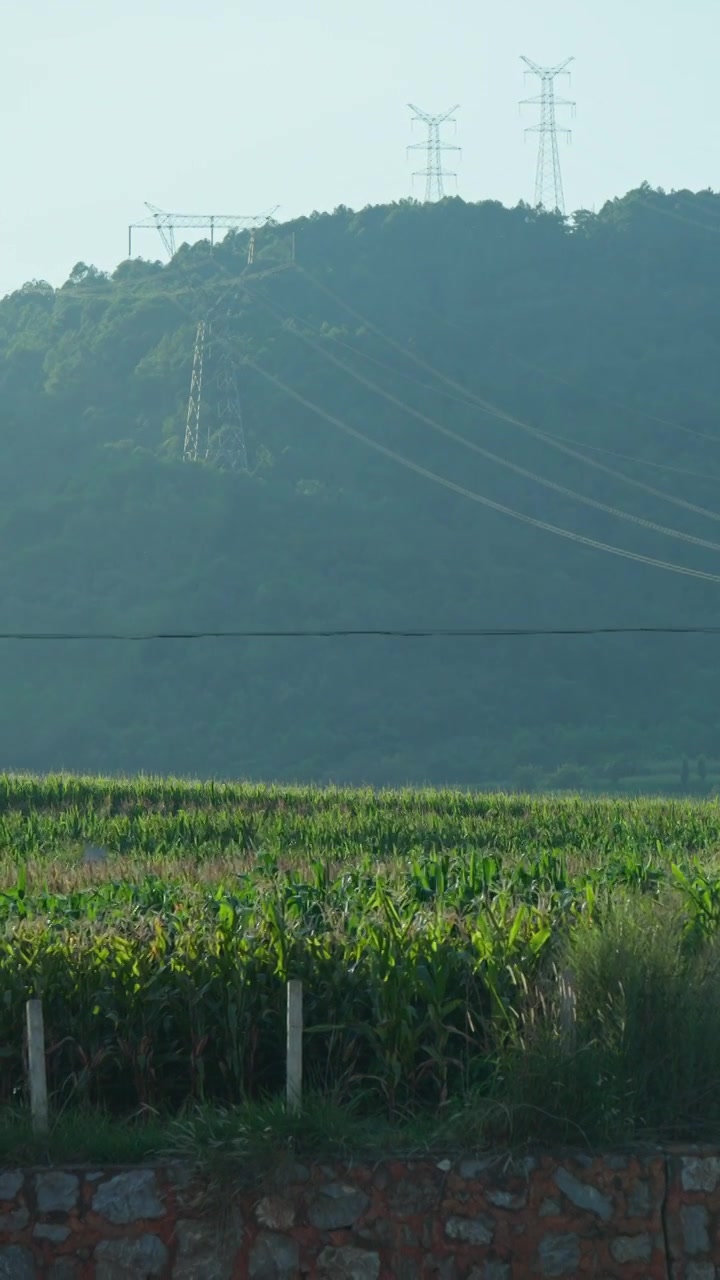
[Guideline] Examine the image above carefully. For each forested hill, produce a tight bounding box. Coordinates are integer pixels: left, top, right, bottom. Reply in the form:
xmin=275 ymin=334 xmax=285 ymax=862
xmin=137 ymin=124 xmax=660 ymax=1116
xmin=3 ymin=185 xmax=720 ymax=793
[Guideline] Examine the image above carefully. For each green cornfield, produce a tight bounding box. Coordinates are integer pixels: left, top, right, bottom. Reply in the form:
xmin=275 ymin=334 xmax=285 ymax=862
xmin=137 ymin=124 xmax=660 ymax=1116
xmin=3 ymin=774 xmax=720 ymax=1143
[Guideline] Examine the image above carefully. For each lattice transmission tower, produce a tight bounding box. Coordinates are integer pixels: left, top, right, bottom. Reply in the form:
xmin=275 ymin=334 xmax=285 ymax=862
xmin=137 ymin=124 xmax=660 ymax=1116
xmin=182 ymin=319 xmax=249 ymax=471
xmin=407 ymin=104 xmax=461 ymax=202
xmin=520 ymin=58 xmax=575 ymax=215
xmin=183 ymin=321 xmax=206 ymax=462
xmin=140 ymin=206 xmax=292 ymax=472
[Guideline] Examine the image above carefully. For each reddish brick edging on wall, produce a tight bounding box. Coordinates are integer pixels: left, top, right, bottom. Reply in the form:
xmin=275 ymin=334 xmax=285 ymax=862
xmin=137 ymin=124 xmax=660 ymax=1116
xmin=1 ymin=1146 xmax=719 ymax=1277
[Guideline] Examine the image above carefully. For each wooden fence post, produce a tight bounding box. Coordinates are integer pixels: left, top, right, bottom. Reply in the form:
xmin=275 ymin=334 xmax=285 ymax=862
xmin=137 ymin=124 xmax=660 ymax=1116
xmin=286 ymin=980 xmax=303 ymax=1114
xmin=26 ymin=999 xmax=49 ymax=1137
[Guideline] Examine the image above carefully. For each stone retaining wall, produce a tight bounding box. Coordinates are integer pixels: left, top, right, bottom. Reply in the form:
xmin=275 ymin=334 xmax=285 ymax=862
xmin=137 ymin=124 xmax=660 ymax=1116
xmin=1 ymin=1147 xmax=720 ymax=1277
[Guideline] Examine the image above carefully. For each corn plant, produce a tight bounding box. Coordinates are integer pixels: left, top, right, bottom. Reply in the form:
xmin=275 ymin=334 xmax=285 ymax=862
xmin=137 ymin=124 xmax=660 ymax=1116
xmin=1 ymin=776 xmax=720 ymax=1120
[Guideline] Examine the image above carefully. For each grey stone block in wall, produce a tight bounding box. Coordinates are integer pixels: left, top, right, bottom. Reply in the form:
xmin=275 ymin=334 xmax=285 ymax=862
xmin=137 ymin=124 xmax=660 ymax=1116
xmin=388 ymin=1174 xmax=440 ymax=1215
xmin=485 ymin=1188 xmax=527 ymax=1210
xmin=445 ymin=1213 xmax=495 ymax=1245
xmin=256 ymin=1195 xmax=295 ymax=1231
xmin=538 ymin=1233 xmax=581 ymax=1277
xmin=388 ymin=1256 xmax=427 ymax=1280
xmin=166 ymin=1163 xmax=208 ymax=1214
xmin=248 ymin=1231 xmax=300 ymax=1279
xmin=553 ymin=1167 xmax=612 ymax=1221
xmin=0 ymin=1172 xmax=22 ymax=1203
xmin=0 ymin=1207 xmax=29 ymax=1231
xmin=685 ymin=1263 xmax=717 ymax=1280
xmin=610 ymin=1234 xmax=652 ymax=1263
xmin=307 ymin=1183 xmax=370 ymax=1230
xmin=92 ymin=1169 xmax=165 ymax=1224
xmin=271 ymin=1161 xmax=309 ymax=1188
xmin=35 ymin=1171 xmax=79 ymax=1213
xmin=626 ymin=1179 xmax=652 ymax=1217
xmin=33 ymin=1222 xmax=71 ymax=1243
xmin=94 ymin=1233 xmax=168 ymax=1279
xmin=173 ymin=1219 xmax=217 ymax=1276
xmin=317 ymin=1246 xmax=381 ymax=1280
xmin=605 ymin=1155 xmax=628 ymax=1171
xmin=458 ymin=1157 xmax=496 ymax=1178
xmin=0 ymin=1246 xmax=36 ymax=1280
xmin=682 ymin=1204 xmax=711 ymax=1256
xmin=539 ymin=1198 xmax=561 ymax=1217
xmin=573 ymin=1153 xmax=594 ymax=1169
xmin=354 ymin=1217 xmax=396 ymax=1249
xmin=47 ymin=1262 xmax=81 ymax=1280
xmin=174 ymin=1216 xmax=243 ymax=1280
xmin=429 ymin=1259 xmax=457 ymax=1280
xmin=681 ymin=1156 xmax=720 ymax=1192
xmin=474 ymin=1263 xmax=511 ymax=1280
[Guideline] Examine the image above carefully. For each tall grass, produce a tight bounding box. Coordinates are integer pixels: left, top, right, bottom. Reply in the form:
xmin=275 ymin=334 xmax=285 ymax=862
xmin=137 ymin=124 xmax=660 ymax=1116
xmin=500 ymin=895 xmax=720 ymax=1145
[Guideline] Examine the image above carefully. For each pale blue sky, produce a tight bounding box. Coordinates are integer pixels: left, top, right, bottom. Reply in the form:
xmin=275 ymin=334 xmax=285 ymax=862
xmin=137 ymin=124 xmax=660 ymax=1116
xmin=2 ymin=0 xmax=718 ymax=295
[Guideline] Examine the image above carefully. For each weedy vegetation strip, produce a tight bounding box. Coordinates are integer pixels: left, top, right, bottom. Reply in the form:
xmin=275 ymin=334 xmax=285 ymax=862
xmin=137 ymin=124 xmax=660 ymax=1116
xmin=2 ymin=776 xmax=720 ymax=1147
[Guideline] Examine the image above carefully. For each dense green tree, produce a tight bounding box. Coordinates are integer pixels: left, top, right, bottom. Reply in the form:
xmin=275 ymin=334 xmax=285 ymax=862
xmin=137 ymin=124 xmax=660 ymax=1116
xmin=0 ymin=188 xmax=719 ymax=789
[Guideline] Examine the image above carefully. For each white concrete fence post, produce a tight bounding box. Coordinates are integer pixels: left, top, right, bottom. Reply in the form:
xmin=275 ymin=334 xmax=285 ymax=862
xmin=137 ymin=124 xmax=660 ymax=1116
xmin=26 ymin=998 xmax=49 ymax=1137
xmin=286 ymin=979 xmax=303 ymax=1114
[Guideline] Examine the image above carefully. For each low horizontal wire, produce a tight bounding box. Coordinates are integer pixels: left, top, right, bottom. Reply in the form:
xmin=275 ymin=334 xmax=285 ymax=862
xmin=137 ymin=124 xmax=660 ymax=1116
xmin=1 ymin=628 xmax=720 ymax=641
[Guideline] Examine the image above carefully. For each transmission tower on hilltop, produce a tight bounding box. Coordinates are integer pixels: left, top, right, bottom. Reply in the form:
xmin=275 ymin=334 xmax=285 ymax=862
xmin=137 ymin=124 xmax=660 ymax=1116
xmin=520 ymin=58 xmax=575 ymax=215
xmin=407 ymin=104 xmax=461 ymax=202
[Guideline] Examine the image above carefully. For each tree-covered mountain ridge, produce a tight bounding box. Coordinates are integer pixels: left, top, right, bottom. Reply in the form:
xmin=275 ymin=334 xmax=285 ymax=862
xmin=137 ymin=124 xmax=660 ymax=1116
xmin=3 ymin=184 xmax=720 ymax=792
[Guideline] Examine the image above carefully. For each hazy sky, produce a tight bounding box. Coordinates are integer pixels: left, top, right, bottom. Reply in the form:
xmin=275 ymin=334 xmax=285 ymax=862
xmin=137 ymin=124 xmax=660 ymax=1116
xmin=2 ymin=0 xmax=718 ymax=295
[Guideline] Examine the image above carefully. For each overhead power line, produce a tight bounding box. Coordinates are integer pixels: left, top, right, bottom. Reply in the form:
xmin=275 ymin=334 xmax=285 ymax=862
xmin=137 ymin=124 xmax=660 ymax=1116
xmin=642 ymin=196 xmax=720 ymax=238
xmin=130 ymin=221 xmax=720 ymax=590
xmin=244 ymin=283 xmax=720 ymax=557
xmin=245 ymin=355 xmax=720 ymax=585
xmin=296 ymin=314 xmax=720 ymax=484
xmin=136 ymin=214 xmax=720 ymax=513
xmin=409 ymin=293 xmax=720 ymax=448
xmin=293 ymin=264 xmax=720 ymax=525
xmin=4 ymin=628 xmax=720 ymax=642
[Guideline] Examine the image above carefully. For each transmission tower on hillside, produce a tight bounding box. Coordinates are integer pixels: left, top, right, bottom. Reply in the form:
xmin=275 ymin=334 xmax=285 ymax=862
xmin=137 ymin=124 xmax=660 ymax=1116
xmin=183 ymin=321 xmax=207 ymax=461
xmin=182 ymin=317 xmax=250 ymax=470
xmin=407 ymin=104 xmax=461 ymax=202
xmin=520 ymin=58 xmax=575 ymax=215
